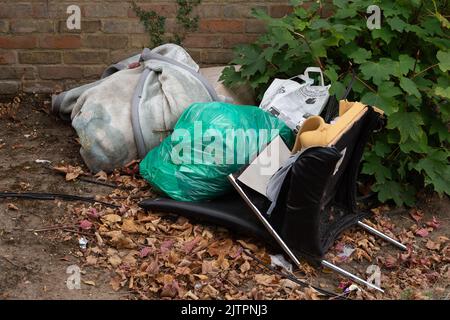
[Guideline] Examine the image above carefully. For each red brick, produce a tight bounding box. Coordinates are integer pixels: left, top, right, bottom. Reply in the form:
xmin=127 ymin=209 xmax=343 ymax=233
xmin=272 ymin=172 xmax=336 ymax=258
xmin=64 ymin=51 xmax=109 ymax=65
xmin=0 ymin=51 xmax=16 ymax=64
xmin=224 ymin=5 xmax=267 ymax=19
xmin=130 ymin=35 xmax=150 ymax=49
xmin=128 ymin=4 xmax=177 ymax=18
xmin=10 ymin=20 xmax=54 ymax=33
xmin=186 ymin=49 xmax=201 ymax=63
xmin=269 ymin=5 xmax=294 ymax=18
xmin=199 ymin=20 xmax=244 ymax=33
xmin=223 ymin=34 xmax=259 ymax=49
xmin=85 ymin=4 xmax=130 ymax=18
xmin=196 ymin=5 xmax=223 ymax=18
xmin=0 ymin=81 xmax=20 ymax=94
xmin=83 ymin=35 xmax=129 ymax=50
xmin=19 ymin=51 xmax=62 ymax=64
xmin=83 ymin=66 xmax=107 ymax=79
xmin=200 ymin=50 xmax=234 ymax=65
xmin=58 ymin=20 xmax=101 ymax=33
xmin=184 ymin=35 xmax=222 ymax=48
xmin=102 ymin=20 xmax=144 ymax=34
xmin=40 ymin=35 xmax=81 ymax=49
xmin=0 ymin=36 xmax=37 ymax=49
xmin=32 ymin=3 xmax=49 ymax=18
xmin=0 ymin=66 xmax=35 ymax=80
xmin=22 ymin=80 xmax=63 ymax=94
xmin=39 ymin=66 xmax=83 ymax=80
xmin=0 ymin=3 xmax=32 ymax=18
xmin=245 ymin=20 xmax=267 ymax=34
xmin=110 ymin=49 xmax=140 ymax=63
xmin=0 ymin=20 xmax=8 ymax=33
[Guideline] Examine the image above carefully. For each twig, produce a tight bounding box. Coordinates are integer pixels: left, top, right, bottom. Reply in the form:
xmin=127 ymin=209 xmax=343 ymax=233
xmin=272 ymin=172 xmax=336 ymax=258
xmin=292 ymin=31 xmax=324 ymax=69
xmin=0 ymin=256 xmax=21 ymax=268
xmin=411 ymin=64 xmax=439 ymax=79
xmin=242 ymin=249 xmax=345 ymax=299
xmin=62 ymin=228 xmax=95 ymax=237
xmin=27 ymin=225 xmax=75 ymax=232
xmin=355 ymin=75 xmax=377 ymax=93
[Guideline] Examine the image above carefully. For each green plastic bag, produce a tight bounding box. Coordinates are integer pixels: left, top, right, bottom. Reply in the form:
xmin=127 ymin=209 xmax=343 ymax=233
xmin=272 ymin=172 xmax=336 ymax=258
xmin=140 ymin=102 xmax=294 ymax=201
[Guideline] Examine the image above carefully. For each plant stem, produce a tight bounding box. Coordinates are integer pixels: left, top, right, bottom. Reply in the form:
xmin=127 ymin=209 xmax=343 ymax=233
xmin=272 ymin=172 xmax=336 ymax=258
xmin=412 ymin=64 xmax=439 ymax=79
xmin=292 ymin=31 xmax=324 ymax=69
xmin=355 ymin=75 xmax=377 ymax=93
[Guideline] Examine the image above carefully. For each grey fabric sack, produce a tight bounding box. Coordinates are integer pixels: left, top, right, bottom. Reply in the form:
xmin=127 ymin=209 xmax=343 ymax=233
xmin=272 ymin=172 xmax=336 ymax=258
xmin=52 ymin=44 xmax=253 ymax=173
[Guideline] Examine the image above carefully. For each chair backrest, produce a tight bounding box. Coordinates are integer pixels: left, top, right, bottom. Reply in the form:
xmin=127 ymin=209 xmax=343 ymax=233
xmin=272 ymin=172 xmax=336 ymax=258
xmin=268 ymin=105 xmax=385 ymax=264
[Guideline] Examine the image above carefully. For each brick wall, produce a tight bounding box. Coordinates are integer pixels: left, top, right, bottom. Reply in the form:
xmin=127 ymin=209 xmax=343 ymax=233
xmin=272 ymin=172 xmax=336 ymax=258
xmin=0 ymin=0 xmax=293 ymax=95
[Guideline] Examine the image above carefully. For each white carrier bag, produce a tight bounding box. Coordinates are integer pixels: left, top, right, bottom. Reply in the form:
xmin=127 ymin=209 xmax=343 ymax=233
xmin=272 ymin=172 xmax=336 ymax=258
xmin=259 ymin=67 xmax=331 ymax=132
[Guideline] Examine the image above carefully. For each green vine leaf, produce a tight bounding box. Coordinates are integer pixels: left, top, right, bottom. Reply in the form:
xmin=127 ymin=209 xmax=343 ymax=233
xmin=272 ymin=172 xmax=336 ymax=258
xmin=412 ymin=149 xmax=450 ymax=195
xmin=387 ymin=111 xmax=424 ymax=143
xmin=436 ymin=50 xmax=450 ymax=72
xmin=220 ymin=0 xmax=450 ymax=206
xmin=360 ymin=58 xmax=395 ymax=85
xmin=400 ymin=77 xmax=421 ymax=98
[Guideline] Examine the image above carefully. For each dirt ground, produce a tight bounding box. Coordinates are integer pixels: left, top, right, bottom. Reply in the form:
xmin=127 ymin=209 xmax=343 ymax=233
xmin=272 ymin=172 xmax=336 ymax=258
xmin=0 ymin=93 xmax=448 ymax=300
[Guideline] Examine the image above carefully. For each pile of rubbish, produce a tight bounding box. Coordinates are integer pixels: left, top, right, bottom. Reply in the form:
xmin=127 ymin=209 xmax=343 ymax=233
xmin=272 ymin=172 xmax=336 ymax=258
xmin=52 ymin=44 xmax=332 ymax=202
xmin=50 ymin=43 xmax=402 ymax=293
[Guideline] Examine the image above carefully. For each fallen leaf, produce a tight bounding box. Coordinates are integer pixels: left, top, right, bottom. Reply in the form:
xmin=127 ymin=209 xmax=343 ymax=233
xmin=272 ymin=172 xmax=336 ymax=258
xmin=86 ymin=255 xmax=98 ymax=265
xmin=108 ymin=255 xmax=122 ymax=267
xmin=104 ymin=231 xmax=136 ymax=249
xmin=140 ymin=247 xmax=152 ymax=258
xmin=426 ymin=240 xmax=440 ymax=251
xmin=383 ymin=254 xmax=398 ymax=269
xmin=7 ymin=203 xmax=19 ymax=211
xmin=409 ymin=209 xmax=423 ymax=223
xmin=426 ymin=217 xmax=441 ymax=229
xmin=254 ymin=274 xmax=275 ymax=286
xmin=79 ymin=220 xmax=93 ymax=230
xmin=240 ymin=261 xmax=251 ymax=273
xmin=415 ymin=228 xmax=429 ymax=237
xmin=237 ymin=240 xmax=258 ymax=252
xmin=145 ymin=258 xmax=160 ymax=275
xmin=87 ymin=208 xmax=100 ymax=219
xmin=160 ymin=240 xmax=175 ymax=254
xmin=122 ymin=218 xmax=145 ymax=234
xmin=202 ymin=260 xmax=216 ymax=275
xmin=95 ymin=171 xmax=108 ymax=181
xmin=83 ymin=280 xmax=96 ymax=286
xmin=183 ymin=236 xmax=202 ymax=254
xmin=102 ymin=214 xmax=122 ymax=224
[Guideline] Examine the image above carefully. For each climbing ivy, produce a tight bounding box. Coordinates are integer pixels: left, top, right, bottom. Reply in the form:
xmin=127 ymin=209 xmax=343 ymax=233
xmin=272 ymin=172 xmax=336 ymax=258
xmin=132 ymin=0 xmax=201 ymax=47
xmin=220 ymin=0 xmax=450 ymax=206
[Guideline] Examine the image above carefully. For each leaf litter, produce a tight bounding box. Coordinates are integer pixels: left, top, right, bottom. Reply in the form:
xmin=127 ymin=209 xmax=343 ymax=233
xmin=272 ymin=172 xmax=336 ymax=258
xmin=44 ymin=164 xmax=449 ymax=300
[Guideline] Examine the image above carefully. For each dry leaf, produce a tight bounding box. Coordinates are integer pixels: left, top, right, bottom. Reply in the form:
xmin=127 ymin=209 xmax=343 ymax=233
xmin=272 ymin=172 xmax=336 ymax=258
xmin=79 ymin=220 xmax=93 ymax=230
xmin=108 ymin=255 xmax=122 ymax=267
xmin=7 ymin=203 xmax=19 ymax=211
xmin=409 ymin=209 xmax=423 ymax=222
xmin=415 ymin=228 xmax=429 ymax=237
xmin=240 ymin=261 xmax=251 ymax=273
xmin=102 ymin=214 xmax=122 ymax=224
xmin=255 ymin=274 xmax=276 ymax=286
xmin=83 ymin=280 xmax=96 ymax=286
xmin=237 ymin=240 xmax=258 ymax=252
xmin=426 ymin=240 xmax=440 ymax=251
xmin=86 ymin=255 xmax=98 ymax=265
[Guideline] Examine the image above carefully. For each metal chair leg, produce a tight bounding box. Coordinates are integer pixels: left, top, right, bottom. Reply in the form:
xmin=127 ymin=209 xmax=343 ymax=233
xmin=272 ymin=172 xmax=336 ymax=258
xmin=228 ymin=174 xmax=385 ymax=293
xmin=357 ymin=221 xmax=407 ymax=251
xmin=321 ymin=260 xmax=384 ymax=293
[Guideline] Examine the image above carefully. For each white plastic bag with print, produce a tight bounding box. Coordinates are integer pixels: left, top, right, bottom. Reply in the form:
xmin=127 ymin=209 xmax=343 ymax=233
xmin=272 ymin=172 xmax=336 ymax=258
xmin=260 ymin=67 xmax=331 ymax=133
